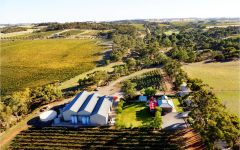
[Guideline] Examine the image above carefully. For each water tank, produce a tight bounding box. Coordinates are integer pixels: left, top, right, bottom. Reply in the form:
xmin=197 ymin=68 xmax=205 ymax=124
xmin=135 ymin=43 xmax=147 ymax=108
xmin=39 ymin=110 xmax=57 ymax=122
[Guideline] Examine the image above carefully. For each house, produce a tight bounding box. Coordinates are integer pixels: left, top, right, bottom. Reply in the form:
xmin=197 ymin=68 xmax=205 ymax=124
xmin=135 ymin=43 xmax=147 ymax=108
xmin=179 ymin=82 xmax=190 ymax=97
xmin=62 ymin=91 xmax=113 ymax=125
xmin=138 ymin=95 xmax=147 ymax=102
xmin=157 ymin=95 xmax=174 ymax=113
xmin=149 ymin=97 xmax=157 ymax=112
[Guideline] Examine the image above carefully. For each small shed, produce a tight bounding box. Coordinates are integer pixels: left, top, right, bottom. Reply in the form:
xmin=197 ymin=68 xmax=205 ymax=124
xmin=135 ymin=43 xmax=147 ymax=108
xmin=139 ymin=95 xmax=147 ymax=102
xmin=157 ymin=100 xmax=174 ymax=113
xmin=161 ymin=95 xmax=169 ymax=100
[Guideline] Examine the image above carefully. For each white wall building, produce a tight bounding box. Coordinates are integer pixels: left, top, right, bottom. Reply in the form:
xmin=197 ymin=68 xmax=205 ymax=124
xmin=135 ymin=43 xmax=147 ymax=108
xmin=62 ymin=91 xmax=112 ymax=125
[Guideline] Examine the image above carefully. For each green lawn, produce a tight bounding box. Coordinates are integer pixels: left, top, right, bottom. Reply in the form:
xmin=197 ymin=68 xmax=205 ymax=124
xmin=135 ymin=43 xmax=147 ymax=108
xmin=182 ymin=61 xmax=240 ymax=116
xmin=1 ymin=39 xmax=105 ymax=95
xmin=172 ymin=98 xmax=183 ymax=112
xmin=117 ymin=102 xmax=153 ymax=128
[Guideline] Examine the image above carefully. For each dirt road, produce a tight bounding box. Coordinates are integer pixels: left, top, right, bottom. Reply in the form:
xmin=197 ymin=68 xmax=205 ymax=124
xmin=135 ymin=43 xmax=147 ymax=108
xmin=96 ymin=68 xmax=160 ymax=96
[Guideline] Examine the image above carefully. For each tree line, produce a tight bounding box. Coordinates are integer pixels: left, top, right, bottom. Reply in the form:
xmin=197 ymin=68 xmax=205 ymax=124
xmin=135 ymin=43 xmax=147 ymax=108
xmin=162 ymin=58 xmax=240 ymax=149
xmin=0 ymin=83 xmax=62 ymax=132
xmin=1 ymin=26 xmax=27 ymax=33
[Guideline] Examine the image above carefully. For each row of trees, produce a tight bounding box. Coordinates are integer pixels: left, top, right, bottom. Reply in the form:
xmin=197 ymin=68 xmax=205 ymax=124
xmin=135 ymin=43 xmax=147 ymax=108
xmin=1 ymin=26 xmax=27 ymax=33
xmin=186 ymin=79 xmax=240 ymax=149
xmin=162 ymin=58 xmax=239 ymax=149
xmin=0 ymin=84 xmax=62 ymax=131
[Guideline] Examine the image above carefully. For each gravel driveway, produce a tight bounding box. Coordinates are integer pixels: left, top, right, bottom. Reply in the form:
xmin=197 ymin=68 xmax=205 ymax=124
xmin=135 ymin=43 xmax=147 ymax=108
xmin=162 ymin=112 xmax=187 ymax=130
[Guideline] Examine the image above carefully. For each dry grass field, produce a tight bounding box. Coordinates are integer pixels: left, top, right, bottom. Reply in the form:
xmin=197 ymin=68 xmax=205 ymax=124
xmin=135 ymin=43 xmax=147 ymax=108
xmin=183 ymin=61 xmax=240 ymax=116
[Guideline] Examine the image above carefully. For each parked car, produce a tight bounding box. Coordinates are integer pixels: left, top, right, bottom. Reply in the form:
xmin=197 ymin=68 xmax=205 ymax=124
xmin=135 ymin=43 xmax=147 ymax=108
xmin=108 ymin=118 xmax=115 ymax=125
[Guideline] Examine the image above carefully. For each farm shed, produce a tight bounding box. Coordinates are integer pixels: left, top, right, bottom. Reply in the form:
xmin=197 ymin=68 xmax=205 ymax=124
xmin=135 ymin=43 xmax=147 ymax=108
xmin=90 ymin=97 xmax=113 ymax=125
xmin=157 ymin=99 xmax=174 ymax=113
xmin=62 ymin=91 xmax=113 ymax=125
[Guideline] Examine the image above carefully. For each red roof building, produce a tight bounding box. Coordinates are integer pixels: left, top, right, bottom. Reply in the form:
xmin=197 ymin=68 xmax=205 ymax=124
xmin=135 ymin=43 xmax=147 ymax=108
xmin=149 ymin=97 xmax=157 ymax=111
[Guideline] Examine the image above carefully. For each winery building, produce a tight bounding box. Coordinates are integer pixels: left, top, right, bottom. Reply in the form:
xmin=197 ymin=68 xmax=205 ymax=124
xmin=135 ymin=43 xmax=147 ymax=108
xmin=62 ymin=91 xmax=113 ymax=125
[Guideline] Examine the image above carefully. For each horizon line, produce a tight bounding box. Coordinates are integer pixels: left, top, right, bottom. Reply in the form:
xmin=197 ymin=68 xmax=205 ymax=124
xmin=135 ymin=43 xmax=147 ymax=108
xmin=1 ymin=17 xmax=239 ymax=25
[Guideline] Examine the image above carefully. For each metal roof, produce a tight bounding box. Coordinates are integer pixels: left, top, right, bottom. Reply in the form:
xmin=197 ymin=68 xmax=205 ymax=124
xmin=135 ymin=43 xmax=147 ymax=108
xmin=63 ymin=91 xmax=113 ymax=118
xmin=158 ymin=100 xmax=174 ymax=108
xmin=63 ymin=91 xmax=91 ymax=113
xmin=78 ymin=93 xmax=100 ymax=115
xmin=91 ymin=97 xmax=112 ymax=117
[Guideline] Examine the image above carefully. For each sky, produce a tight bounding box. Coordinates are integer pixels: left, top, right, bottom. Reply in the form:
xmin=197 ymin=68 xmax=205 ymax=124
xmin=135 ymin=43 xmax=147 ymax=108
xmin=0 ymin=0 xmax=239 ymax=24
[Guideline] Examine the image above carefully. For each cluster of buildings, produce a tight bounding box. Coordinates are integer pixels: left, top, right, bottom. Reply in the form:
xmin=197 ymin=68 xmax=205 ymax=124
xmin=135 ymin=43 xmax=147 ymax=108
xmin=148 ymin=95 xmax=174 ymax=113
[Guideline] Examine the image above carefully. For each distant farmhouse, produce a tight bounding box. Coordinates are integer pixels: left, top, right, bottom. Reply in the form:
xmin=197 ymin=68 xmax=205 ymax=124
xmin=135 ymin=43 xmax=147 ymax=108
xmin=60 ymin=91 xmax=113 ymax=126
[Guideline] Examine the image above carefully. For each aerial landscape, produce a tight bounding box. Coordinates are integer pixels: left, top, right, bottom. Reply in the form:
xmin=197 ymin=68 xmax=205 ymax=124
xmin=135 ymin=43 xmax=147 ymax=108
xmin=0 ymin=0 xmax=239 ymax=149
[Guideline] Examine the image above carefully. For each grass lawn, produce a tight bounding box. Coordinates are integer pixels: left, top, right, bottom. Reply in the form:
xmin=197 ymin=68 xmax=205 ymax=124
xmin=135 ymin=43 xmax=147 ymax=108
xmin=172 ymin=98 xmax=183 ymax=112
xmin=1 ymin=39 xmax=105 ymax=95
xmin=182 ymin=61 xmax=240 ymax=116
xmin=117 ymin=102 xmax=153 ymax=128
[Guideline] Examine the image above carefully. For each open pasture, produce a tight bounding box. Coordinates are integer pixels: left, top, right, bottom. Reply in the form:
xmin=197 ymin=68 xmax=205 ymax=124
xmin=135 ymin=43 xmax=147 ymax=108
xmin=182 ymin=61 xmax=240 ymax=116
xmin=1 ymin=39 xmax=105 ymax=95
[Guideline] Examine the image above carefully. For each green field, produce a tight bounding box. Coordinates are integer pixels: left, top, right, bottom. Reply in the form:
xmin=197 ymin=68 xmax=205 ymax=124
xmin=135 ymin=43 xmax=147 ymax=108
xmin=1 ymin=39 xmax=105 ymax=95
xmin=182 ymin=61 xmax=240 ymax=116
xmin=172 ymin=98 xmax=183 ymax=112
xmin=117 ymin=102 xmax=153 ymax=128
xmin=131 ymin=24 xmax=145 ymax=30
xmin=164 ymin=29 xmax=179 ymax=35
xmin=59 ymin=29 xmax=84 ymax=37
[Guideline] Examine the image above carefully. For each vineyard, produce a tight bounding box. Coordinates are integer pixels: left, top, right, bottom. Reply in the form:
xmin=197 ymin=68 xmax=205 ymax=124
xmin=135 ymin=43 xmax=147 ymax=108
xmin=1 ymin=39 xmax=105 ymax=95
xmin=59 ymin=29 xmax=84 ymax=37
xmin=1 ymin=30 xmax=61 ymax=40
xmin=10 ymin=127 xmax=185 ymax=149
xmin=131 ymin=69 xmax=164 ymax=90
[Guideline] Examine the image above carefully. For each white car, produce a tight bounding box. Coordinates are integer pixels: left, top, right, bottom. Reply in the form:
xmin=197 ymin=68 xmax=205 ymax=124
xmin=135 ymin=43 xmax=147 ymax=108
xmin=108 ymin=118 xmax=115 ymax=125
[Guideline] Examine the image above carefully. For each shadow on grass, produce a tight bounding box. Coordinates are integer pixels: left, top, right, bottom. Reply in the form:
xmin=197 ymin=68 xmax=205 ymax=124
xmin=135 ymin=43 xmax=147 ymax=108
xmin=136 ymin=107 xmax=154 ymax=124
xmin=122 ymin=102 xmax=154 ymax=126
xmin=122 ymin=102 xmax=146 ymax=109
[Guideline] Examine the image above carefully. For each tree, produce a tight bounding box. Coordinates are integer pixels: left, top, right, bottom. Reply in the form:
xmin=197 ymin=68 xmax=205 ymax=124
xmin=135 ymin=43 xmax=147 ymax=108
xmin=0 ymin=102 xmax=12 ymax=129
xmin=162 ymin=37 xmax=172 ymax=48
xmin=88 ymin=71 xmax=109 ymax=86
xmin=31 ymin=84 xmax=62 ymax=104
xmin=150 ymin=107 xmax=162 ymax=129
xmin=7 ymin=88 xmax=31 ymax=118
xmin=141 ymin=87 xmax=157 ymax=96
xmin=126 ymin=58 xmax=136 ymax=71
xmin=121 ymin=80 xmax=137 ymax=99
